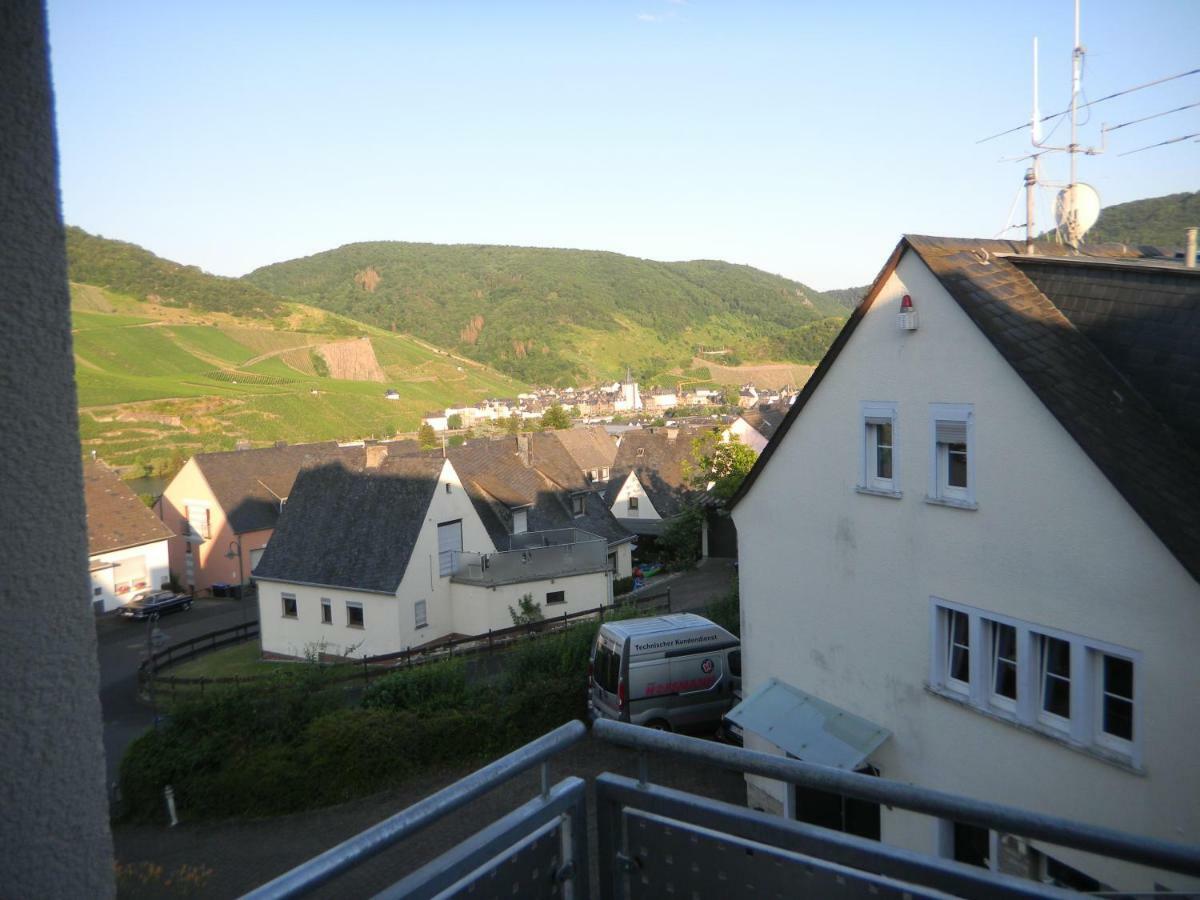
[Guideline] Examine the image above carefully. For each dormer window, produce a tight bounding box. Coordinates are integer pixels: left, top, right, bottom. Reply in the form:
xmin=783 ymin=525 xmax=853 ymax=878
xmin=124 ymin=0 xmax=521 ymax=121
xmin=512 ymin=507 xmax=528 ymax=534
xmin=572 ymin=494 xmax=586 ymax=516
xmin=636 ymin=448 xmax=645 ymax=458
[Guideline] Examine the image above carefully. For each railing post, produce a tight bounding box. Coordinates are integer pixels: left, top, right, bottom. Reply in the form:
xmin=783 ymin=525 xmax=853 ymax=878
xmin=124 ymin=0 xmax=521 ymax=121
xmin=667 ymin=587 xmax=672 ymax=612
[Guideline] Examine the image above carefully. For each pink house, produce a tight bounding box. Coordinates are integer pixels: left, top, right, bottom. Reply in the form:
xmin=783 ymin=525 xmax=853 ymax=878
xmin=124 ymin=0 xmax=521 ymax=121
xmin=160 ymin=442 xmax=360 ymax=595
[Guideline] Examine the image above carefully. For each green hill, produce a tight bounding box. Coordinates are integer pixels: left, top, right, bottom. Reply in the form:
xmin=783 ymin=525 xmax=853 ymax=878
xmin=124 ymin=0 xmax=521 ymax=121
xmin=63 ymin=231 xmax=526 ymax=475
xmin=244 ymin=242 xmax=847 ymax=384
xmin=67 ymin=226 xmax=291 ymax=318
xmin=1085 ymin=190 xmax=1199 ymax=248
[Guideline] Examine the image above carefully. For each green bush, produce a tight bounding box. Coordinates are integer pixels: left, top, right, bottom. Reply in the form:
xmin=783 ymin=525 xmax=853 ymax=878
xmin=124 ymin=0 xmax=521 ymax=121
xmin=612 ymin=575 xmax=634 ymax=595
xmin=705 ymin=579 xmax=740 ymax=637
xmin=362 ymin=658 xmax=474 ymax=712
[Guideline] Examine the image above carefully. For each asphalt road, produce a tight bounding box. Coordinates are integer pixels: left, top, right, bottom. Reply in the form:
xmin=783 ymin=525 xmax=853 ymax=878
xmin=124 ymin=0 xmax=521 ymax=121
xmin=95 ymin=596 xmax=254 ymax=789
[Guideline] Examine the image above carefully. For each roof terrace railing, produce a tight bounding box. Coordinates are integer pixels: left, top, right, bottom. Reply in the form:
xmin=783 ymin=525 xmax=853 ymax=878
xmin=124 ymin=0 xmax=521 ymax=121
xmin=246 ymin=719 xmax=1200 ymax=899
xmin=451 ymin=529 xmax=608 ymax=587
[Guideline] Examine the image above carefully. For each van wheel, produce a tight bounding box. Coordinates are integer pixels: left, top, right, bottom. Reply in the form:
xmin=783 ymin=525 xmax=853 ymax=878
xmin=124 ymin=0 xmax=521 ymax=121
xmin=646 ymin=719 xmax=671 ymax=732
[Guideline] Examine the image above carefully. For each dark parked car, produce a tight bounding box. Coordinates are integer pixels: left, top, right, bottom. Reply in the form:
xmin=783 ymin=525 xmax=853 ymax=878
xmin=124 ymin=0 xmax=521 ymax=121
xmin=120 ymin=590 xmax=192 ymax=620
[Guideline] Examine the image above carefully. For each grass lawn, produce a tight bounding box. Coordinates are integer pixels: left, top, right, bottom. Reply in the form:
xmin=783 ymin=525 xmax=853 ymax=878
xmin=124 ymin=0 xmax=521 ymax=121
xmin=168 ymin=640 xmax=280 ymax=680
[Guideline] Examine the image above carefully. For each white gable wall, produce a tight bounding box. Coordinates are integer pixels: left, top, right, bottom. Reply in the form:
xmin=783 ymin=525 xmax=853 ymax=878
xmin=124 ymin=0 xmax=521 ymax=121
xmin=729 ymin=418 xmax=768 ymax=454
xmin=731 ymin=250 xmax=1200 ymax=892
xmin=611 ymin=472 xmax=661 ymax=520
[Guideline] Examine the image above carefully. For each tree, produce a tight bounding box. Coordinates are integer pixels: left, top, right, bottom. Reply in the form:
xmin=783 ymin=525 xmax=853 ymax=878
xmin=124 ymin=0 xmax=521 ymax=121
xmin=418 ymin=423 xmax=438 ymax=450
xmin=505 ymin=413 xmax=522 ymax=435
xmin=508 ymin=593 xmax=544 ymax=626
xmin=689 ymin=434 xmax=757 ymax=501
xmin=539 ymin=404 xmax=572 ymax=430
xmin=447 ymin=413 xmax=463 ymax=430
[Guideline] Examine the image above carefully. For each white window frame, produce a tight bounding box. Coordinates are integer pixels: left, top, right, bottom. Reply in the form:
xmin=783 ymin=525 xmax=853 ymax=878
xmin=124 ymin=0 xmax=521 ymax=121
xmin=281 ymin=592 xmax=298 ymax=619
xmin=858 ymin=401 xmax=900 ymax=497
xmin=929 ymin=598 xmax=1141 ymax=768
xmin=320 ymin=597 xmax=332 ymax=625
xmin=346 ymin=601 xmax=364 ymax=629
xmin=627 ymin=495 xmax=639 ymax=515
xmin=572 ymin=494 xmax=586 ymax=517
xmin=437 ymin=520 xmax=463 ymax=577
xmin=927 ymin=403 xmax=976 ymax=509
xmin=414 ymin=599 xmax=428 ymax=630
xmin=512 ymin=508 xmax=528 ymax=535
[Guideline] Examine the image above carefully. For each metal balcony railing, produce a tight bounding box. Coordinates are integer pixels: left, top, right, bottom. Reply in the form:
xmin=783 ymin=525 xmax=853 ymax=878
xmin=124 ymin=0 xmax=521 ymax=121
xmin=245 ymin=719 xmax=1200 ymax=899
xmin=450 ymin=529 xmax=609 ymax=587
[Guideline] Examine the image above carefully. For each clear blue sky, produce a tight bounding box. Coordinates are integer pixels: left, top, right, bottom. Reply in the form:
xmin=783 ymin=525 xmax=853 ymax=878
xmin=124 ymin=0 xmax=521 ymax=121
xmin=47 ymin=1 xmax=1198 ymax=290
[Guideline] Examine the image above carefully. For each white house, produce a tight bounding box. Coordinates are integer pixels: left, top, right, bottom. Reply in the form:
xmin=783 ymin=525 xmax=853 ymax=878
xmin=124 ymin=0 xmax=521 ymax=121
xmin=83 ymin=459 xmax=174 ymax=612
xmin=254 ymin=438 xmax=633 ymax=659
xmin=728 ymin=235 xmax=1200 ymax=895
xmin=727 ymin=404 xmax=787 ymax=454
xmin=604 ymin=428 xmax=709 ymax=537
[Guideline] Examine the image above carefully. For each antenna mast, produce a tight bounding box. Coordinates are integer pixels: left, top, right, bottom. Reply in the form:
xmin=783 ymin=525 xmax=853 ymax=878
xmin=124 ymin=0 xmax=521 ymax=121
xmin=1069 ymin=0 xmax=1083 ymax=187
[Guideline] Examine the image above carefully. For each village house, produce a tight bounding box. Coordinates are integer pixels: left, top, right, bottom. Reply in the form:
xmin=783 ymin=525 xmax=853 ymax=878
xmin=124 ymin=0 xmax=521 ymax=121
xmin=728 ymin=402 xmax=789 ymax=453
xmin=604 ymin=427 xmax=709 ymax=537
xmin=253 ymin=437 xmax=633 ymax=659
xmin=728 ymin=235 xmax=1200 ymax=894
xmin=159 ymin=441 xmax=361 ymax=595
xmin=83 ymin=458 xmax=175 ymax=612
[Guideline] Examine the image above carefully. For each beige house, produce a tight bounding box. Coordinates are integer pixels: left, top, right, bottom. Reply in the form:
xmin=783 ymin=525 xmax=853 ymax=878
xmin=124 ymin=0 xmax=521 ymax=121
xmin=84 ymin=459 xmax=174 ymax=612
xmin=729 ymin=236 xmax=1200 ymax=894
xmin=159 ymin=442 xmax=360 ymax=594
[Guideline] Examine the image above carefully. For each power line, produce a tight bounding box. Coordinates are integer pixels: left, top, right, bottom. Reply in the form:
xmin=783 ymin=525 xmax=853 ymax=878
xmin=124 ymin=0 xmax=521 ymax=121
xmin=977 ymin=66 xmax=1200 ymax=144
xmin=1103 ymin=100 xmax=1200 ymax=133
xmin=1117 ymin=132 xmax=1200 ymax=157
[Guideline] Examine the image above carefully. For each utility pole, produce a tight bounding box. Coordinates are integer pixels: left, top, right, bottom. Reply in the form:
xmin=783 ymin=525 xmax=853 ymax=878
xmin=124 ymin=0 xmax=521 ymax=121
xmin=1069 ymin=0 xmax=1083 ymax=188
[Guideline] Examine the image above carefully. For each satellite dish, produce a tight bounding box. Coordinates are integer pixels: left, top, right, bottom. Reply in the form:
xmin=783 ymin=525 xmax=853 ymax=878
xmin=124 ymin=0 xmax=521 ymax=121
xmin=1055 ymin=183 xmax=1101 ymax=247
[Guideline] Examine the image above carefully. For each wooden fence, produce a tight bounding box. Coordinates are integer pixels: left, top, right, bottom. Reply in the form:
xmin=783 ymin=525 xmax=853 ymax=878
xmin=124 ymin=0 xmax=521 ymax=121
xmin=142 ymin=588 xmax=672 ymax=698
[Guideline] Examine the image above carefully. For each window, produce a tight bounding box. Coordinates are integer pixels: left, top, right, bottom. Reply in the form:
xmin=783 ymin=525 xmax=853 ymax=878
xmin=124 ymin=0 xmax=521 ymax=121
xmin=858 ymin=402 xmax=899 ymax=496
xmin=186 ymin=504 xmax=211 ymax=540
xmin=636 ymin=447 xmax=645 ymax=457
xmin=589 ymin=468 xmax=598 ymax=482
xmin=437 ymin=520 xmax=463 ymax=576
xmin=1098 ymin=653 xmax=1134 ymax=743
xmin=113 ymin=556 xmax=148 ymax=595
xmin=627 ymin=495 xmax=639 ymax=514
xmin=414 ymin=599 xmax=428 ymax=629
xmin=546 ymin=590 xmax=565 ymax=605
xmin=572 ymin=494 xmax=586 ymax=516
xmin=945 ymin=609 xmax=971 ymax=691
xmin=512 ymin=508 xmax=528 ymax=535
xmin=990 ymin=622 xmax=1017 ymax=707
xmin=1039 ymin=635 xmax=1071 ymax=724
xmin=928 ymin=404 xmax=975 ymax=508
xmin=93 ymin=586 xmax=103 ymax=597
xmin=445 ymin=482 xmax=451 ymax=494
xmin=320 ymin=598 xmax=332 ymax=625
xmin=600 ymin=467 xmax=610 ymax=481
xmin=930 ymin=600 xmax=1141 ymax=765
xmin=282 ymin=593 xmax=297 ymax=618
xmin=346 ymin=602 xmax=364 ymax=628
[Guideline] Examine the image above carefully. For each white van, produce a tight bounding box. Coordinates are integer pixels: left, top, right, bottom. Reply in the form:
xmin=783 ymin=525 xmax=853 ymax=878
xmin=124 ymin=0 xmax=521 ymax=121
xmin=588 ymin=613 xmax=741 ymax=733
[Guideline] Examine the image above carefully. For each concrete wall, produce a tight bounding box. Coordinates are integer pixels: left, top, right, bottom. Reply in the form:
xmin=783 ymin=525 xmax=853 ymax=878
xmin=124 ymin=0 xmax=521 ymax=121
xmin=90 ymin=538 xmax=171 ymax=613
xmin=257 ymin=579 xmax=399 ymax=659
xmin=0 ymin=2 xmax=115 ymax=893
xmin=451 ymin=571 xmax=611 ymax=636
xmin=731 ymin=250 xmax=1200 ymax=894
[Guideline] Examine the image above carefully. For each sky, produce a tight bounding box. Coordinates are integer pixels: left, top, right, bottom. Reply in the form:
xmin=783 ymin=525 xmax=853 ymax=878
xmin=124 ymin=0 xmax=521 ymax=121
xmin=47 ymin=1 xmax=1199 ymax=290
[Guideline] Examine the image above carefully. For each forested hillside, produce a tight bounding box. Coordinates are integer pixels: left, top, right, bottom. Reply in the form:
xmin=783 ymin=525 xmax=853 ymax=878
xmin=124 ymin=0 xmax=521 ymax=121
xmin=245 ymin=242 xmax=848 ymax=384
xmin=67 ymin=227 xmax=290 ymax=318
xmin=1085 ymin=190 xmax=1199 ymax=248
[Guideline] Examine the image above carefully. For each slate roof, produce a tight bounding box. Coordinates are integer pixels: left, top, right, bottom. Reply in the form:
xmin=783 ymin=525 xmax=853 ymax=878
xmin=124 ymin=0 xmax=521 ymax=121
xmin=552 ymin=426 xmax=619 ymax=472
xmin=730 ymin=235 xmax=1200 ymax=584
xmin=605 ymin=428 xmax=714 ymax=519
xmin=191 ymin=442 xmax=361 ymax=534
xmin=83 ymin=460 xmax=174 ymax=556
xmin=739 ymin=404 xmax=788 ymax=442
xmin=449 ymin=437 xmax=633 ymax=549
xmin=252 ymin=454 xmax=445 ymax=593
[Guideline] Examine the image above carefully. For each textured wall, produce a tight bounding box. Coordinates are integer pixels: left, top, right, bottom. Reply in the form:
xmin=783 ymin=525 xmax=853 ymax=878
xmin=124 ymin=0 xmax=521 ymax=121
xmin=0 ymin=2 xmax=115 ymax=896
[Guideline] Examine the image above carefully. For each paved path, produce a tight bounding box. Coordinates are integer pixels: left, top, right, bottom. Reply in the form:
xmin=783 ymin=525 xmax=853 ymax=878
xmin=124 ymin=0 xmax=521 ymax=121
xmin=96 ymin=597 xmax=252 ymax=788
xmin=626 ymin=556 xmax=737 ymax=614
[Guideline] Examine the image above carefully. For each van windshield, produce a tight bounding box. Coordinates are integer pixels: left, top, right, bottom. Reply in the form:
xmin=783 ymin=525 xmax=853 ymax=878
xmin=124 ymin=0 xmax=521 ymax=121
xmin=594 ymin=641 xmax=621 ymax=693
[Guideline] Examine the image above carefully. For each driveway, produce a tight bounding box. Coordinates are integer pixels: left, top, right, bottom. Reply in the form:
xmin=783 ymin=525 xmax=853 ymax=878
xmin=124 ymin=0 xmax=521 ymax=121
xmin=627 ymin=556 xmax=737 ymax=614
xmin=95 ymin=596 xmax=254 ymax=788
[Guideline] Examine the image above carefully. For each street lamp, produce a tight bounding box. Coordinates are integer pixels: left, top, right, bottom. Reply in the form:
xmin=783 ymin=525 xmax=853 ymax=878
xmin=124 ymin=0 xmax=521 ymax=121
xmin=224 ymin=536 xmax=246 ymax=624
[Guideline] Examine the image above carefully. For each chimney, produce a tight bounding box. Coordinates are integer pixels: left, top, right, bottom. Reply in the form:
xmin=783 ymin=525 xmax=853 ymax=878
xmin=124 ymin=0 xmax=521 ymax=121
xmin=516 ymin=433 xmax=531 ymax=467
xmin=365 ymin=444 xmax=389 ymax=469
xmin=1187 ymin=227 xmax=1198 ymax=269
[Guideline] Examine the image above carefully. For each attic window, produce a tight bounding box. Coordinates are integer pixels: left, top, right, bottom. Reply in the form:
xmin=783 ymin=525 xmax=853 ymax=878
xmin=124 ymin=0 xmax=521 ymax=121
xmin=512 ymin=508 xmax=528 ymax=534
xmin=637 ymin=448 xmax=645 ymax=458
xmin=445 ymin=483 xmax=451 ymax=494
xmin=573 ymin=494 xmax=586 ymax=516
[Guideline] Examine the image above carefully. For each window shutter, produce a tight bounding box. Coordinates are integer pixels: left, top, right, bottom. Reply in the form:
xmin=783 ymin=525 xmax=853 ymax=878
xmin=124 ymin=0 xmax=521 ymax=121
xmin=935 ymin=420 xmax=967 ymax=444
xmin=865 ymin=415 xmax=891 ymax=427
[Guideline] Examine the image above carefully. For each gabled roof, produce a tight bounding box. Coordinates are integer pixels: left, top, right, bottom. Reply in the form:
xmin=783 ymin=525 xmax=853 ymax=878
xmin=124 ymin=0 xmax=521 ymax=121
xmin=83 ymin=459 xmax=174 ymax=556
xmin=605 ymin=428 xmax=711 ymax=518
xmin=730 ymin=235 xmax=1200 ymax=584
xmin=252 ymin=454 xmax=445 ymax=593
xmin=738 ymin=404 xmax=787 ymax=441
xmin=190 ymin=441 xmax=361 ymax=534
xmin=449 ymin=437 xmax=633 ymax=549
xmin=551 ymin=426 xmax=618 ymax=471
